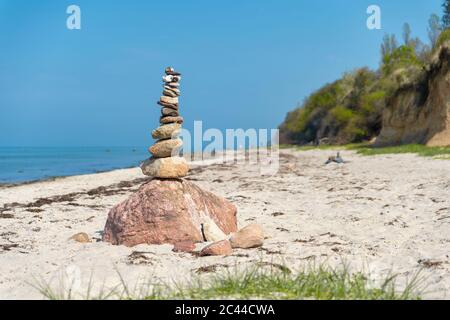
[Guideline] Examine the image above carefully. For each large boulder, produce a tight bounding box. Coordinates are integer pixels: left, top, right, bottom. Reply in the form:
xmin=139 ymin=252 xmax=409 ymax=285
xmin=102 ymin=179 xmax=237 ymax=247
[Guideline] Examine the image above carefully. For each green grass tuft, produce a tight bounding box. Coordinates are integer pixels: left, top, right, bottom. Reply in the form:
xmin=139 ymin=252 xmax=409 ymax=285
xmin=282 ymin=143 xmax=450 ymax=159
xmin=348 ymin=143 xmax=450 ymax=158
xmin=31 ymin=263 xmax=424 ymax=300
xmin=280 ymin=144 xmax=343 ymax=151
xmin=143 ymin=264 xmax=422 ymax=300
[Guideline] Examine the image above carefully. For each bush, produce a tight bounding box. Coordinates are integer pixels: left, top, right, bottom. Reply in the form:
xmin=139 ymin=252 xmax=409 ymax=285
xmin=382 ymin=45 xmax=423 ymax=76
xmin=279 ymin=68 xmax=386 ymax=145
xmin=434 ymin=28 xmax=450 ymax=50
xmin=330 ymin=106 xmax=354 ymax=125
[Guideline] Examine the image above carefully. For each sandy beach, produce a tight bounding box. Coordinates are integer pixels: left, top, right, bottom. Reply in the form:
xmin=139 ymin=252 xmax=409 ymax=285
xmin=0 ymin=148 xmax=449 ymax=299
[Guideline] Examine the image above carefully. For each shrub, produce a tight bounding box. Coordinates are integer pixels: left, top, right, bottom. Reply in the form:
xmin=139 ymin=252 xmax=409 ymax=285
xmin=330 ymin=106 xmax=354 ymax=125
xmin=382 ymin=45 xmax=423 ymax=76
xmin=434 ymin=28 xmax=450 ymax=50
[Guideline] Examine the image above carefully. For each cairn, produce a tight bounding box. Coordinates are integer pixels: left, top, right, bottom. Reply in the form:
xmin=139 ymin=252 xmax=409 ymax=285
xmin=140 ymin=67 xmax=189 ymax=178
xmin=103 ymin=66 xmax=263 ymax=252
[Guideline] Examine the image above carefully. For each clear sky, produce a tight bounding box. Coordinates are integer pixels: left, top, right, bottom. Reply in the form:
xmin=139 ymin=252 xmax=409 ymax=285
xmin=0 ymin=0 xmax=444 ymax=147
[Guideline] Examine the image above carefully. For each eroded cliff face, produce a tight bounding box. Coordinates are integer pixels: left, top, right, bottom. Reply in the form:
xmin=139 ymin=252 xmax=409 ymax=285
xmin=375 ymin=43 xmax=450 ymax=147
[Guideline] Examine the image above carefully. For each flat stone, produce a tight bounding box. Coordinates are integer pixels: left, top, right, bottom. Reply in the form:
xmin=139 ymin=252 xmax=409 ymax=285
xmin=165 ymin=66 xmax=175 ymax=74
xmin=102 ymin=179 xmax=238 ymax=246
xmin=163 ymin=89 xmax=178 ymax=98
xmin=163 ymin=86 xmax=180 ymax=95
xmin=141 ymin=156 xmax=189 ymax=178
xmin=161 ymin=107 xmax=179 ymax=117
xmin=152 ymin=123 xmax=181 ymax=140
xmin=172 ymin=241 xmax=196 ymax=253
xmin=165 ymin=67 xmax=181 ymax=76
xmin=69 ymin=232 xmax=91 ymax=243
xmin=160 ymin=96 xmax=179 ymax=105
xmin=166 ymin=82 xmax=180 ymax=88
xmin=201 ymin=218 xmax=227 ymax=242
xmin=199 ymin=240 xmax=232 ymax=256
xmin=162 ymin=75 xmax=174 ymax=82
xmin=160 ymin=116 xmax=184 ymax=124
xmin=162 ymin=75 xmax=181 ymax=83
xmin=149 ymin=138 xmax=183 ymax=158
xmin=157 ymin=101 xmax=178 ymax=109
xmin=229 ymin=223 xmax=264 ymax=249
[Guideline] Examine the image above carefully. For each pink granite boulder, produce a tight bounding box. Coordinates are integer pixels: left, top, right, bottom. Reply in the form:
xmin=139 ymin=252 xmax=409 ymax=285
xmin=102 ymin=179 xmax=237 ymax=247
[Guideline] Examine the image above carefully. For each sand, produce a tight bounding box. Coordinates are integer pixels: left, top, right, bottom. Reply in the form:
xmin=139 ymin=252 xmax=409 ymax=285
xmin=0 ymin=149 xmax=449 ymax=299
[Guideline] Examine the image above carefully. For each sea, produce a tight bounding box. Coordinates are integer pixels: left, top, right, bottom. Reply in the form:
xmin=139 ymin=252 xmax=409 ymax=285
xmin=0 ymin=147 xmax=149 ymax=185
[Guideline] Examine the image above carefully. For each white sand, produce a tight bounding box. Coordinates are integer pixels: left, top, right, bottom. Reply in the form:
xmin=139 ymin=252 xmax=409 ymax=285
xmin=0 ymin=149 xmax=449 ymax=299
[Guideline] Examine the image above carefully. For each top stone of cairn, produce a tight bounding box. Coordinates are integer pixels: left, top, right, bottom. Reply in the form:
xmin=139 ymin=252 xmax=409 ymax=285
xmin=165 ymin=66 xmax=181 ymax=76
xmin=140 ymin=67 xmax=189 ymax=179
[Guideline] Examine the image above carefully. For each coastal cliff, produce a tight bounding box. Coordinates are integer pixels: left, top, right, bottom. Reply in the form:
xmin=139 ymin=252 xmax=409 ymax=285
xmin=279 ymin=39 xmax=450 ymax=147
xmin=375 ymin=43 xmax=450 ymax=146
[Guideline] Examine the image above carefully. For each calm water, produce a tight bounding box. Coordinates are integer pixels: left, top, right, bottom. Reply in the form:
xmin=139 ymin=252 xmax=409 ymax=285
xmin=0 ymin=147 xmax=149 ymax=184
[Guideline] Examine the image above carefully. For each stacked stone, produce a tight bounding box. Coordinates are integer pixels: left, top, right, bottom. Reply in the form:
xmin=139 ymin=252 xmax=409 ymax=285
xmin=141 ymin=67 xmax=189 ymax=178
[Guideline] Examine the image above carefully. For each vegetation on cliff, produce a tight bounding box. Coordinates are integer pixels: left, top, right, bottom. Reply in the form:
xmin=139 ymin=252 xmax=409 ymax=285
xmin=280 ymin=6 xmax=449 ymax=146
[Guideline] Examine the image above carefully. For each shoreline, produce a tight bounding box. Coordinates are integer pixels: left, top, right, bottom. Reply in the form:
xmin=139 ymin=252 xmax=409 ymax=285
xmin=0 ymin=149 xmax=254 ymax=189
xmin=0 ymin=164 xmax=140 ymax=189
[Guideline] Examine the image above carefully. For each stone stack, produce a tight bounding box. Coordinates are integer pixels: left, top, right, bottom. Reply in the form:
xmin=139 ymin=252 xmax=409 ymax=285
xmin=141 ymin=67 xmax=189 ymax=178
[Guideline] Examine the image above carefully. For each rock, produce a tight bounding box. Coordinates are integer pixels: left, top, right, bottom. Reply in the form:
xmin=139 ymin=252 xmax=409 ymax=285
xmin=165 ymin=66 xmax=174 ymax=73
xmin=157 ymin=101 xmax=178 ymax=109
xmin=201 ymin=218 xmax=227 ymax=242
xmin=161 ymin=107 xmax=179 ymax=117
xmin=165 ymin=67 xmax=181 ymax=76
xmin=172 ymin=241 xmax=196 ymax=253
xmin=103 ymin=179 xmax=238 ymax=246
xmin=141 ymin=156 xmax=189 ymax=178
xmin=166 ymin=82 xmax=180 ymax=88
xmin=163 ymin=89 xmax=178 ymax=98
xmin=324 ymin=152 xmax=345 ymax=165
xmin=160 ymin=96 xmax=179 ymax=105
xmin=164 ymin=86 xmax=180 ymax=95
xmin=162 ymin=75 xmax=181 ymax=83
xmin=152 ymin=123 xmax=181 ymax=140
xmin=229 ymin=223 xmax=264 ymax=249
xmin=162 ymin=75 xmax=174 ymax=83
xmin=149 ymin=138 xmax=183 ymax=158
xmin=199 ymin=240 xmax=232 ymax=256
xmin=160 ymin=116 xmax=184 ymax=124
xmin=70 ymin=232 xmax=91 ymax=243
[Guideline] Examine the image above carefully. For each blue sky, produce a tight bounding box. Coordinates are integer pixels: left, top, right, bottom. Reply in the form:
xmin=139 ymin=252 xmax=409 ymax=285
xmin=0 ymin=0 xmax=444 ymax=147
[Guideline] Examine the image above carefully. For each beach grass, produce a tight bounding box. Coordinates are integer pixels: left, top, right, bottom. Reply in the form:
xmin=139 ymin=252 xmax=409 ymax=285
xmin=32 ymin=262 xmax=423 ymax=300
xmin=279 ymin=144 xmax=342 ymax=151
xmin=282 ymin=143 xmax=450 ymax=159
xmin=349 ymin=144 xmax=450 ymax=158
